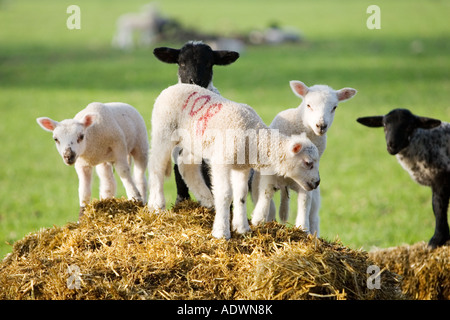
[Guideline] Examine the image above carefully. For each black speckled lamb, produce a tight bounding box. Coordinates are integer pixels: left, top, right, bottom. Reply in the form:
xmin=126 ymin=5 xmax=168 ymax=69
xmin=357 ymin=108 xmax=450 ymax=248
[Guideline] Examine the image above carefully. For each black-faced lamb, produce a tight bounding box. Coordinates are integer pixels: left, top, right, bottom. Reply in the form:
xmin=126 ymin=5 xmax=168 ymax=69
xmin=148 ymin=83 xmax=320 ymax=239
xmin=357 ymin=108 xmax=450 ymax=248
xmin=153 ymin=41 xmax=239 ymax=204
xmin=37 ymin=102 xmax=149 ymax=217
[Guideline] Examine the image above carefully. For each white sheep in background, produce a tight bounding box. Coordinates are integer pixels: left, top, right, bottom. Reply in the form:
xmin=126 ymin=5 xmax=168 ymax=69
xmin=357 ymin=108 xmax=450 ymax=248
xmin=148 ymin=83 xmax=320 ymax=239
xmin=112 ymin=3 xmax=163 ymax=50
xmin=37 ymin=102 xmax=149 ymax=217
xmin=251 ymin=81 xmax=357 ymax=235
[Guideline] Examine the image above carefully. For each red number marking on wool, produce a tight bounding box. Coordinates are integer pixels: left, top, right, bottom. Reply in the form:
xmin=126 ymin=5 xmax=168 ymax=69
xmin=182 ymin=92 xmax=198 ymax=111
xmin=196 ymin=103 xmax=223 ymax=136
xmin=182 ymin=91 xmax=223 ymax=136
xmin=189 ymin=95 xmax=211 ymax=117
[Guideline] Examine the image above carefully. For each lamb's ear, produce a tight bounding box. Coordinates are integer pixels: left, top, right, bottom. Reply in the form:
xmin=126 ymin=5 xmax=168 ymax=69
xmin=80 ymin=113 xmax=97 ymax=128
xmin=417 ymin=116 xmax=441 ymax=129
xmin=289 ymin=80 xmax=309 ymax=98
xmin=289 ymin=141 xmax=303 ymax=156
xmin=356 ymin=116 xmax=384 ymax=128
xmin=37 ymin=117 xmax=59 ymax=132
xmin=337 ymin=88 xmax=357 ymax=101
xmin=213 ymin=50 xmax=239 ymax=65
xmin=153 ymin=47 xmax=180 ymax=64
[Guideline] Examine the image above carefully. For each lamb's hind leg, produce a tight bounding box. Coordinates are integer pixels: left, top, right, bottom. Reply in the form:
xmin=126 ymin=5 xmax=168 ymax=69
xmin=210 ymin=164 xmax=232 ymax=239
xmin=115 ymin=154 xmax=142 ymax=202
xmin=132 ymin=149 xmax=148 ymax=204
xmin=231 ymin=168 xmax=251 ymax=235
xmin=96 ymin=162 xmax=116 ymax=199
xmin=429 ymin=172 xmax=450 ymax=248
xmin=148 ymin=131 xmax=173 ymax=211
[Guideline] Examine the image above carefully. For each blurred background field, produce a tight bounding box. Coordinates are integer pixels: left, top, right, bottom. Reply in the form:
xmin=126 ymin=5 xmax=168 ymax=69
xmin=0 ymin=0 xmax=449 ymax=259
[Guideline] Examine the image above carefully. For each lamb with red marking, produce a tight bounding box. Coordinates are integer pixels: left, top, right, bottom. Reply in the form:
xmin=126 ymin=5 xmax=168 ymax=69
xmin=148 ymin=83 xmax=320 ymax=239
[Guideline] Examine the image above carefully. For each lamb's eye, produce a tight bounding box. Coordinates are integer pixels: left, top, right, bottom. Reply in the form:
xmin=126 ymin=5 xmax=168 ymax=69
xmin=54 ymin=137 xmax=59 ymax=144
xmin=332 ymin=106 xmax=337 ymax=112
xmin=304 ymin=160 xmax=313 ymax=169
xmin=77 ymin=134 xmax=84 ymax=143
xmin=307 ymin=104 xmax=312 ymax=110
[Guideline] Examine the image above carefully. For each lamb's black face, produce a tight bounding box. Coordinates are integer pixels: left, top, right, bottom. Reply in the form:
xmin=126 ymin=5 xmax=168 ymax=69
xmin=177 ymin=43 xmax=214 ymax=88
xmin=153 ymin=41 xmax=239 ymax=89
xmin=357 ymin=108 xmax=442 ymax=156
xmin=383 ymin=109 xmax=417 ymax=155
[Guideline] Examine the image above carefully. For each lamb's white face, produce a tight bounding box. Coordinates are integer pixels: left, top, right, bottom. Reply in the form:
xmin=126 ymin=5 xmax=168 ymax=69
xmin=52 ymin=120 xmax=87 ymax=166
xmin=302 ymin=89 xmax=339 ymax=136
xmin=289 ymin=81 xmax=357 ymax=137
xmin=285 ymin=138 xmax=320 ymax=191
xmin=37 ymin=113 xmax=96 ymax=166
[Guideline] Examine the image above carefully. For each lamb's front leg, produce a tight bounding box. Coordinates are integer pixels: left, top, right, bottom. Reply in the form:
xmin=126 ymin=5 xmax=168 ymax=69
xmin=251 ymin=174 xmax=276 ymax=225
xmin=429 ymin=175 xmax=450 ymax=248
xmin=279 ymin=185 xmax=290 ymax=223
xmin=75 ymin=163 xmax=93 ymax=218
xmin=309 ymin=187 xmax=321 ymax=237
xmin=231 ymin=168 xmax=251 ymax=235
xmin=295 ymin=187 xmax=313 ymax=233
xmin=115 ymin=156 xmax=142 ymax=202
xmin=210 ymin=164 xmax=232 ymax=239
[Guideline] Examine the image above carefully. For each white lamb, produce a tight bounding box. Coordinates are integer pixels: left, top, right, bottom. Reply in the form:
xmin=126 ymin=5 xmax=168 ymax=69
xmin=251 ymin=81 xmax=357 ymax=235
xmin=37 ymin=102 xmax=149 ymax=217
xmin=148 ymin=83 xmax=320 ymax=239
xmin=112 ymin=3 xmax=161 ymax=50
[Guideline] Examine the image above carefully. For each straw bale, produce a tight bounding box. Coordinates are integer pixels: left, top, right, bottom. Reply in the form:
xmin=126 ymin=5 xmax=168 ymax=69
xmin=369 ymin=241 xmax=450 ymax=300
xmin=0 ymin=198 xmax=403 ymax=300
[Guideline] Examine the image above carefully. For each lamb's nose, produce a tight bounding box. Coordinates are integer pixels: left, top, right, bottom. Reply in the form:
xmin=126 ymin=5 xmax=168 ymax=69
xmin=64 ymin=148 xmax=76 ymax=165
xmin=314 ymin=179 xmax=321 ymax=188
xmin=307 ymin=179 xmax=320 ymax=190
xmin=387 ymin=141 xmax=398 ymax=153
xmin=316 ymin=123 xmax=328 ymax=132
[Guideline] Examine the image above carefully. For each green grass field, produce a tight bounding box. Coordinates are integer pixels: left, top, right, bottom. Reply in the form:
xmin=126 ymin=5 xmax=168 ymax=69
xmin=1 ymin=0 xmax=449 ymax=259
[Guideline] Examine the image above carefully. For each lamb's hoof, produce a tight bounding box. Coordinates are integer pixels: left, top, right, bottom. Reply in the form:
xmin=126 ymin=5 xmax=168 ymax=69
xmin=175 ymin=195 xmax=190 ymax=205
xmin=232 ymin=222 xmax=251 ymax=235
xmin=251 ymin=216 xmax=265 ymax=226
xmin=130 ymin=196 xmax=144 ymax=205
xmin=212 ymin=228 xmax=231 ymax=240
xmin=428 ymin=234 xmax=450 ymax=249
xmin=198 ymin=197 xmax=214 ymax=209
xmin=148 ymin=202 xmax=165 ymax=214
xmin=78 ymin=206 xmax=86 ymax=218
